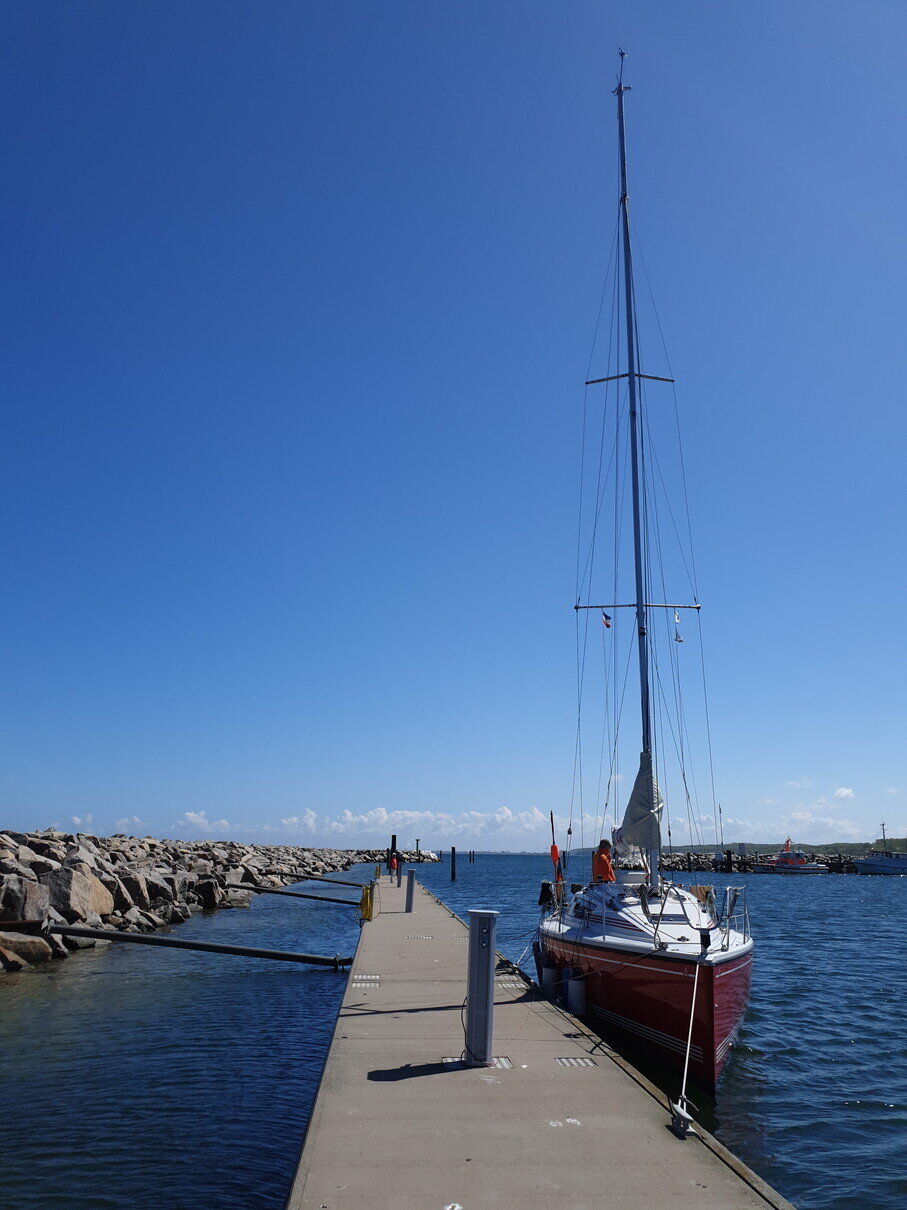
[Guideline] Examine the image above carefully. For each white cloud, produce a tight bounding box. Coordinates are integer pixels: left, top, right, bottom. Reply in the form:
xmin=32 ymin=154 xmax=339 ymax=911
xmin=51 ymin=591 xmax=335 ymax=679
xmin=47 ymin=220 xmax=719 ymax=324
xmin=323 ymin=804 xmax=548 ymax=842
xmin=688 ymin=806 xmax=866 ymax=845
xmin=833 ymin=787 xmax=855 ymax=799
xmin=174 ymin=810 xmax=232 ymax=835
xmin=786 ymin=778 xmax=813 ymax=789
xmin=70 ymin=813 xmax=94 ymax=826
xmin=784 ymin=809 xmax=861 ymax=840
xmin=885 ymin=787 xmax=899 ymax=795
xmin=115 ymin=816 xmax=143 ymax=830
xmin=279 ymin=811 xmax=318 ymax=832
xmin=660 ymin=814 xmax=720 ymax=847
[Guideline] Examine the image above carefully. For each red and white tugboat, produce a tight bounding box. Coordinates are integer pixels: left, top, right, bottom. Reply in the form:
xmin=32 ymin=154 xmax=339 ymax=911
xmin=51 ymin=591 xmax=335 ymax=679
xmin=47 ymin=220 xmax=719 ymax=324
xmin=751 ymin=837 xmax=827 ymax=874
xmin=537 ymin=53 xmax=753 ymax=1102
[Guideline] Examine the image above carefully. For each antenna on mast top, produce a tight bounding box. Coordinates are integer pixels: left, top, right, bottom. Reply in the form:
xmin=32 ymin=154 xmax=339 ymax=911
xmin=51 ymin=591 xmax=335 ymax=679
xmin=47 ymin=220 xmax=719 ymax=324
xmin=616 ymin=47 xmax=630 ymax=94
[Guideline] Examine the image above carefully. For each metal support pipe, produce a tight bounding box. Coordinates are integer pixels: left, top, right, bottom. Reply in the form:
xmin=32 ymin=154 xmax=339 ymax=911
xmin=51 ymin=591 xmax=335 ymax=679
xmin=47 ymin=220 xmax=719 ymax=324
xmin=266 ymin=872 xmax=366 ymax=889
xmin=237 ymin=885 xmax=360 ymax=907
xmin=47 ymin=924 xmax=353 ymax=968
xmin=405 ymin=869 xmax=415 ymax=913
xmin=451 ymin=846 xmax=457 ymax=881
xmin=464 ymin=910 xmax=498 ymax=1066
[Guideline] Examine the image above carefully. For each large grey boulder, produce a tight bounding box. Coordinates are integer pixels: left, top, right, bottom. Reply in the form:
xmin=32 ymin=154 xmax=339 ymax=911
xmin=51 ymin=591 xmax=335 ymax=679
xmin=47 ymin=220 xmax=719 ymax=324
xmin=0 ymin=875 xmax=50 ymax=922
xmin=0 ymin=931 xmax=53 ymax=965
xmin=143 ymin=872 xmax=174 ymax=905
xmin=163 ymin=872 xmax=191 ymax=901
xmin=38 ymin=868 xmax=115 ymax=922
xmin=63 ymin=844 xmax=101 ymax=869
xmin=62 ymin=933 xmax=96 ymax=950
xmin=223 ymin=888 xmax=253 ymax=908
xmin=118 ymin=872 xmax=151 ymax=910
xmin=0 ymin=859 xmax=37 ymax=881
xmin=97 ymin=873 xmax=135 ymax=914
xmin=46 ymin=932 xmax=70 ymax=960
xmin=26 ymin=855 xmax=62 ymax=877
xmin=122 ymin=906 xmax=149 ymax=931
xmin=22 ymin=836 xmax=68 ymax=862
xmin=193 ymin=878 xmax=222 ymax=910
xmin=0 ymin=943 xmax=30 ymax=971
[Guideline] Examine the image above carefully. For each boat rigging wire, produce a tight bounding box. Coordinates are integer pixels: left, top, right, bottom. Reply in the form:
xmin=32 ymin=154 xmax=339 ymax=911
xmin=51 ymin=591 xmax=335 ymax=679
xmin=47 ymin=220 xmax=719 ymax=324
xmin=633 ymin=227 xmax=720 ymax=847
xmin=670 ymin=959 xmax=702 ymax=1138
xmin=570 ymin=210 xmax=623 ymax=862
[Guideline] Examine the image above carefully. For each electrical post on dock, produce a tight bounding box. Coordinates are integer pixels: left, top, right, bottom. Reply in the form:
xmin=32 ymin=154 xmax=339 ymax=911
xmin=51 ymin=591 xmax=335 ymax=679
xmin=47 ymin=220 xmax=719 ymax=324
xmin=465 ymin=909 xmax=499 ymax=1066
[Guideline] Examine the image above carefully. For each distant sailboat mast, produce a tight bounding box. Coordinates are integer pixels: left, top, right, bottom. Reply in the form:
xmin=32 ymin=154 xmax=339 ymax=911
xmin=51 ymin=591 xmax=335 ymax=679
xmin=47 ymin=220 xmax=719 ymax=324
xmin=616 ymin=52 xmax=660 ymax=887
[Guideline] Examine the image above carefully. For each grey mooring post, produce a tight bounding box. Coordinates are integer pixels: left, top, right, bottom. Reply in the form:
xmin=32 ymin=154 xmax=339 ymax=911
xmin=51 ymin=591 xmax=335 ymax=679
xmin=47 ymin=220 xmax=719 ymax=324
xmin=396 ymin=862 xmax=403 ymax=888
xmin=405 ymin=868 xmax=415 ymax=912
xmin=451 ymin=846 xmax=457 ymax=881
xmin=464 ymin=909 xmax=499 ymax=1066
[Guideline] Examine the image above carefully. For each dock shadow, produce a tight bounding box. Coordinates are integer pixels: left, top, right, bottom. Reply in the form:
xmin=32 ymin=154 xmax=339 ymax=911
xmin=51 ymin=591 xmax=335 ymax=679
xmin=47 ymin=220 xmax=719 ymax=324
xmin=367 ymin=1061 xmax=460 ymax=1082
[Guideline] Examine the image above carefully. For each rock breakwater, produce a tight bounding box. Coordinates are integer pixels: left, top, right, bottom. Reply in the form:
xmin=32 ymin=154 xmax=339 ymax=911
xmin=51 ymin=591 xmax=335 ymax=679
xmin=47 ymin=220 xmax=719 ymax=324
xmin=0 ymin=830 xmax=433 ymax=973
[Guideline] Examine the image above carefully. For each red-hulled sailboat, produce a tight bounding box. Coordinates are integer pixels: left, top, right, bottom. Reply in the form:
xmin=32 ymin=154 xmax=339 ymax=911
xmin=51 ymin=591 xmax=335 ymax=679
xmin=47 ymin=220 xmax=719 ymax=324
xmin=536 ymin=53 xmax=753 ymax=1110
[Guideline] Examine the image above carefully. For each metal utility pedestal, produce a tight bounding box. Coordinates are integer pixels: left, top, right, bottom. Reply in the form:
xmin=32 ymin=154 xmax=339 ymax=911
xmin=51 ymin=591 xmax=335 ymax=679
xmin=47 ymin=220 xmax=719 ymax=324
xmin=464 ymin=909 xmax=499 ymax=1066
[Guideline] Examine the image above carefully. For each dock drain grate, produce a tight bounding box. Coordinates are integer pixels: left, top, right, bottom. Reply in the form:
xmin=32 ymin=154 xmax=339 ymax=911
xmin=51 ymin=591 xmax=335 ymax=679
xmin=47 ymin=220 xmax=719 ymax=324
xmin=403 ymin=935 xmax=434 ymax=940
xmin=442 ymin=1057 xmax=513 ymax=1068
xmin=351 ymin=975 xmax=380 ymax=983
xmin=555 ymin=1056 xmax=598 ymax=1067
xmin=495 ymin=979 xmax=525 ymax=988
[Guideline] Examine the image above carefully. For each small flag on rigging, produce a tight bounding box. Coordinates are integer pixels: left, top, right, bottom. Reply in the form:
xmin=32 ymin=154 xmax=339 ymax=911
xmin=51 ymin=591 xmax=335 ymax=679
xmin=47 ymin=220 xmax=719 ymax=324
xmin=601 ymin=611 xmax=612 ymax=628
xmin=674 ymin=611 xmax=684 ymax=643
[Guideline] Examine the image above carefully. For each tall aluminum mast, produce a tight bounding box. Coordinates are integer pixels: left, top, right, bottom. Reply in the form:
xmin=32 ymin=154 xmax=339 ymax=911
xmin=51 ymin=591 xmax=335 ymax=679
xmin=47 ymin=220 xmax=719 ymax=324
xmin=615 ymin=54 xmax=652 ymax=757
xmin=615 ymin=53 xmax=662 ymax=888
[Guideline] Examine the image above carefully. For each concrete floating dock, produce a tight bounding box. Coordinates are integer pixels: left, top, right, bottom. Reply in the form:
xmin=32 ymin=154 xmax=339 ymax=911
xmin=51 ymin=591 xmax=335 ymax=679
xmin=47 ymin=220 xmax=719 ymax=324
xmin=288 ymin=878 xmax=792 ymax=1209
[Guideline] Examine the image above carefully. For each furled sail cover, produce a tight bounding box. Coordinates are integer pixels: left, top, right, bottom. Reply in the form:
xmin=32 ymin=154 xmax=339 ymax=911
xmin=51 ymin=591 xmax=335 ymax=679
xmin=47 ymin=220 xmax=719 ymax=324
xmin=620 ymin=752 xmax=664 ymax=850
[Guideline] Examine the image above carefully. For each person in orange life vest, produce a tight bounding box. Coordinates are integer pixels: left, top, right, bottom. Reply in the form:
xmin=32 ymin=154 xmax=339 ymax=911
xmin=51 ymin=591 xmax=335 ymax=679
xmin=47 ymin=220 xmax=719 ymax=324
xmin=592 ymin=839 xmax=615 ymax=883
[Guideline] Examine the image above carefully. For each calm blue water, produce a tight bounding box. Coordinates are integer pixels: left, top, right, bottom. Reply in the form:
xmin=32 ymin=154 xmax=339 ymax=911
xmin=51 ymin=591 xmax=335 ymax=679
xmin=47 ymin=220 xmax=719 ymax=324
xmin=0 ymin=869 xmax=373 ymax=1210
xmin=1 ymin=855 xmax=905 ymax=1209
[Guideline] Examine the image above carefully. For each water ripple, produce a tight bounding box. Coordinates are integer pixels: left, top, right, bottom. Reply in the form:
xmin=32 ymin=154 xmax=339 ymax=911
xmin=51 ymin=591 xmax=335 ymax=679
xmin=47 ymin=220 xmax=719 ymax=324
xmin=0 ymin=871 xmax=367 ymax=1210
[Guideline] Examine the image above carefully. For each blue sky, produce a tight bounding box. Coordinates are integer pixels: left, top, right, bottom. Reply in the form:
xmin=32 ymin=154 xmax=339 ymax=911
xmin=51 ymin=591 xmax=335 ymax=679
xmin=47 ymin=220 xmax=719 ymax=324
xmin=2 ymin=2 xmax=905 ymax=849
